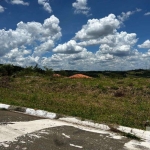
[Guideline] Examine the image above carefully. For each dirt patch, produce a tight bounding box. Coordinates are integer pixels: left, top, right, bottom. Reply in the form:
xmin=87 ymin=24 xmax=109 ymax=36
xmin=53 ymin=74 xmax=61 ymax=77
xmin=69 ymin=74 xmax=92 ymax=79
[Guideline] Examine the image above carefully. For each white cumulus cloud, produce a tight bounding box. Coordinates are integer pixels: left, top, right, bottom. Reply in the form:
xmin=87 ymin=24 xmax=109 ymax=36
xmin=72 ymin=0 xmax=91 ymax=16
xmin=49 ymin=11 xmax=141 ymax=70
xmin=53 ymin=40 xmax=86 ymax=54
xmin=138 ymin=40 xmax=150 ymax=49
xmin=0 ymin=15 xmax=61 ymax=63
xmin=142 ymin=50 xmax=150 ymax=58
xmin=2 ymin=47 xmax=30 ymax=63
xmin=0 ymin=10 xmax=147 ymax=71
xmin=95 ymin=51 xmax=114 ymax=61
xmin=96 ymin=32 xmax=138 ymax=57
xmin=38 ymin=0 xmax=52 ymax=13
xmin=42 ymin=49 xmax=94 ymax=70
xmin=74 ymin=14 xmax=120 ymax=41
xmin=33 ymin=40 xmax=54 ymax=56
xmin=0 ymin=46 xmax=41 ymax=67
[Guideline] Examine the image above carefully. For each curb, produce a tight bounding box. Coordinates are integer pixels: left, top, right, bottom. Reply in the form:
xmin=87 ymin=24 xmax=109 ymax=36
xmin=0 ymin=103 xmax=150 ymax=142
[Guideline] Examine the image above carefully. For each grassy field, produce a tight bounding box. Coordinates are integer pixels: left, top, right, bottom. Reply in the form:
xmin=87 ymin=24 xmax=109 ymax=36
xmin=0 ymin=70 xmax=150 ymax=130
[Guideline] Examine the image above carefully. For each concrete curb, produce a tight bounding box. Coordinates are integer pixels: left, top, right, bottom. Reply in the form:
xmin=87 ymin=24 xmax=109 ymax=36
xmin=0 ymin=103 xmax=150 ymax=142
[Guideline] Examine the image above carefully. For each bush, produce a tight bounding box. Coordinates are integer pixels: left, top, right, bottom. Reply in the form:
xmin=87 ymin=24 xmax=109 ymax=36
xmin=59 ymin=70 xmax=68 ymax=76
xmin=44 ymin=67 xmax=54 ymax=76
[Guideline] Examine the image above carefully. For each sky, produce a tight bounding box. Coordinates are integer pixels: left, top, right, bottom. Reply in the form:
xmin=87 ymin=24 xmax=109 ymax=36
xmin=0 ymin=0 xmax=150 ymax=71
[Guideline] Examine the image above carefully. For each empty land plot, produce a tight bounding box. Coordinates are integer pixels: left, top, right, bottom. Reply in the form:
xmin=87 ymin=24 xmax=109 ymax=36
xmin=0 ymin=74 xmax=150 ymax=130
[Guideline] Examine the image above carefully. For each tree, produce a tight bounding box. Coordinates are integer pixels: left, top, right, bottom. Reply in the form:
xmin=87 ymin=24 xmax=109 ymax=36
xmin=44 ymin=67 xmax=54 ymax=76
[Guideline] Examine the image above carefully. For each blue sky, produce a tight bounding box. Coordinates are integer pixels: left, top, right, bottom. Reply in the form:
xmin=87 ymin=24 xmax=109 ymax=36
xmin=0 ymin=0 xmax=150 ymax=70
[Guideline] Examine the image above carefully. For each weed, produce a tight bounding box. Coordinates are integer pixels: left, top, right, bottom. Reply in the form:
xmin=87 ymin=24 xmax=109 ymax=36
xmin=123 ymin=133 xmax=141 ymax=141
xmin=109 ymin=125 xmax=141 ymax=140
xmin=114 ymin=90 xmax=125 ymax=97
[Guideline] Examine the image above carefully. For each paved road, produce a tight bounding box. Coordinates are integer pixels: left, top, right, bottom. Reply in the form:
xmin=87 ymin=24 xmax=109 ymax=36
xmin=0 ymin=110 xmax=149 ymax=150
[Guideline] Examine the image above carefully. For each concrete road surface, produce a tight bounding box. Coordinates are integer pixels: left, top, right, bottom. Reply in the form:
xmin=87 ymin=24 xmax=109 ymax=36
xmin=0 ymin=109 xmax=150 ymax=150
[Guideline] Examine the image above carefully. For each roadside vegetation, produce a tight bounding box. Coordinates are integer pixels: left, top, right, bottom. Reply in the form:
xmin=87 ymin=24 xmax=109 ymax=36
xmin=0 ymin=64 xmax=150 ymax=130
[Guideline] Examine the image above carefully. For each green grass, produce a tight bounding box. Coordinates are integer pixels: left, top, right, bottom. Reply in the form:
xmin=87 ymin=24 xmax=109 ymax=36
xmin=0 ymin=75 xmax=150 ymax=130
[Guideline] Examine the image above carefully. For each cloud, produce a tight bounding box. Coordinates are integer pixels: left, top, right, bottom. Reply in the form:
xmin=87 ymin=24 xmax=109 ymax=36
xmin=95 ymin=53 xmax=114 ymax=62
xmin=0 ymin=10 xmax=147 ymax=71
xmin=33 ymin=40 xmax=54 ymax=56
xmin=0 ymin=5 xmax=5 ymax=13
xmin=68 ymin=49 xmax=92 ymax=61
xmin=117 ymin=9 xmax=141 ymax=22
xmin=42 ymin=49 xmax=142 ymax=71
xmin=138 ymin=40 xmax=150 ymax=49
xmin=51 ymin=31 xmax=139 ymax=70
xmin=6 ymin=0 xmax=29 ymax=5
xmin=38 ymin=0 xmax=52 ymax=13
xmin=78 ymin=39 xmax=104 ymax=47
xmin=117 ymin=11 xmax=135 ymax=22
xmin=72 ymin=0 xmax=91 ymax=16
xmin=2 ymin=47 xmax=31 ymax=62
xmin=74 ymin=12 xmax=138 ymax=56
xmin=144 ymin=12 xmax=150 ymax=16
xmin=42 ymin=49 xmax=94 ymax=70
xmin=142 ymin=50 xmax=150 ymax=58
xmin=97 ymin=32 xmax=138 ymax=57
xmin=76 ymin=11 xmax=140 ymax=46
xmin=0 ymin=47 xmax=41 ymax=67
xmin=49 ymin=12 xmax=140 ymax=70
xmin=74 ymin=14 xmax=120 ymax=41
xmin=136 ymin=8 xmax=142 ymax=12
xmin=53 ymin=40 xmax=86 ymax=54
xmin=0 ymin=15 xmax=61 ymax=58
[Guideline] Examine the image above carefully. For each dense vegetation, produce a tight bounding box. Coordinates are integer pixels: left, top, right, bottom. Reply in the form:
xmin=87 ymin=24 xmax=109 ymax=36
xmin=0 ymin=64 xmax=150 ymax=130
